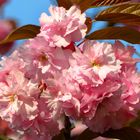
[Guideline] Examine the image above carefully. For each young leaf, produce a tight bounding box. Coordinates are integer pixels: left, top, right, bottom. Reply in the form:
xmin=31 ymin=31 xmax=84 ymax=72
xmin=0 ymin=25 xmax=40 ymax=44
xmin=78 ymin=0 xmax=97 ymax=12
xmin=91 ymin=0 xmax=131 ymax=7
xmin=86 ymin=27 xmax=140 ymax=44
xmin=57 ymin=0 xmax=94 ymax=12
xmin=85 ymin=17 xmax=92 ymax=33
xmin=95 ymin=3 xmax=140 ymax=26
xmin=70 ymin=0 xmax=82 ymax=4
xmin=101 ymin=127 xmax=140 ymax=140
xmin=57 ymin=0 xmax=73 ymax=9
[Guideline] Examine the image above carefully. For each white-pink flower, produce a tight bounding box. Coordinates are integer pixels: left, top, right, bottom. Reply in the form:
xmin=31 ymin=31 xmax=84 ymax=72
xmin=113 ymin=41 xmax=139 ymax=67
xmin=21 ymin=98 xmax=60 ymax=140
xmin=20 ymin=37 xmax=72 ymax=80
xmin=0 ymin=68 xmax=60 ymax=140
xmin=0 ymin=3 xmax=140 ymax=138
xmin=70 ymin=40 xmax=121 ymax=86
xmin=60 ymin=68 xmax=121 ymax=121
xmin=0 ymin=70 xmax=39 ymax=129
xmin=39 ymin=6 xmax=87 ymax=47
xmin=85 ymin=67 xmax=140 ymax=133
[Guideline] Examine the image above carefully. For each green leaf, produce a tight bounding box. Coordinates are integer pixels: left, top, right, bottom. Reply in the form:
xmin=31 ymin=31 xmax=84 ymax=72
xmin=95 ymin=3 xmax=140 ymax=26
xmin=102 ymin=127 xmax=140 ymax=140
xmin=86 ymin=26 xmax=140 ymax=44
xmin=91 ymin=0 xmax=131 ymax=7
xmin=0 ymin=25 xmax=40 ymax=44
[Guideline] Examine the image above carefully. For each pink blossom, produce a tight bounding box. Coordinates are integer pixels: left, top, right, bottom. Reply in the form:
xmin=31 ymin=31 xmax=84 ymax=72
xmin=54 ymin=41 xmax=140 ymax=133
xmin=0 ymin=36 xmax=72 ymax=83
xmin=69 ymin=40 xmax=121 ymax=86
xmin=0 ymin=4 xmax=140 ymax=138
xmin=18 ymin=37 xmax=72 ymax=82
xmin=21 ymin=98 xmax=60 ymax=140
xmin=113 ymin=41 xmax=139 ymax=67
xmin=0 ymin=70 xmax=39 ymax=129
xmin=0 ymin=50 xmax=27 ymax=82
xmin=38 ymin=6 xmax=87 ymax=47
xmin=85 ymin=67 xmax=140 ymax=133
xmin=60 ymin=68 xmax=121 ymax=120
xmin=120 ymin=67 xmax=140 ymax=112
xmin=0 ymin=69 xmax=60 ymax=140
xmin=55 ymin=41 xmax=122 ymax=120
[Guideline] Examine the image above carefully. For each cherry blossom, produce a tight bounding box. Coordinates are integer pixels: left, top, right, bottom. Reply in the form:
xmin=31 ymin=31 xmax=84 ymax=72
xmin=39 ymin=6 xmax=87 ymax=47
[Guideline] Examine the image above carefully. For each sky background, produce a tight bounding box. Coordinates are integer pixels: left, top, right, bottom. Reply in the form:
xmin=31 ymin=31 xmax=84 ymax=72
xmin=4 ymin=0 xmax=51 ymax=25
xmin=2 ymin=0 xmax=140 ymax=70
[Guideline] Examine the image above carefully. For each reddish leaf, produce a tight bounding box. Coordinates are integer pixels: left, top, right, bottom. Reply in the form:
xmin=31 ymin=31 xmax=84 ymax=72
xmin=86 ymin=27 xmax=140 ymax=44
xmin=0 ymin=24 xmax=40 ymax=44
xmin=57 ymin=0 xmax=73 ymax=9
xmin=78 ymin=0 xmax=96 ymax=12
xmin=92 ymin=0 xmax=131 ymax=7
xmin=57 ymin=0 xmax=94 ymax=12
xmin=85 ymin=17 xmax=92 ymax=33
xmin=95 ymin=3 xmax=140 ymax=26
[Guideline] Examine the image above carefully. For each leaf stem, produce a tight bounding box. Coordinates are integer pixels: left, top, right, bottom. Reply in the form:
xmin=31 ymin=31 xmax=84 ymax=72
xmin=64 ymin=116 xmax=71 ymax=140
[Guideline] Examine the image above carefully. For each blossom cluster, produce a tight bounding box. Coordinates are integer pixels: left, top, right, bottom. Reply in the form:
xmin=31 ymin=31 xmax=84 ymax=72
xmin=0 ymin=5 xmax=140 ymax=140
xmin=0 ymin=0 xmax=17 ymax=138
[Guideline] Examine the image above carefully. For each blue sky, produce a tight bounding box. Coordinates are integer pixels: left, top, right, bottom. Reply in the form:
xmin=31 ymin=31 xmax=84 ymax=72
xmin=4 ymin=0 xmax=51 ymax=26
xmin=3 ymin=0 xmax=140 ymax=70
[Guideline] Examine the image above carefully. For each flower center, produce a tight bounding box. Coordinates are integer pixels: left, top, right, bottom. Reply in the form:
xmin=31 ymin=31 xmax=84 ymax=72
xmin=91 ymin=61 xmax=100 ymax=68
xmin=38 ymin=54 xmax=48 ymax=64
xmin=9 ymin=94 xmax=16 ymax=103
xmin=38 ymin=80 xmax=47 ymax=98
